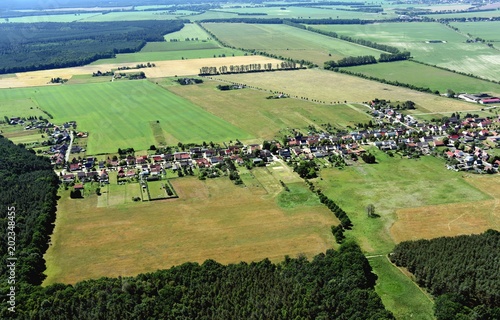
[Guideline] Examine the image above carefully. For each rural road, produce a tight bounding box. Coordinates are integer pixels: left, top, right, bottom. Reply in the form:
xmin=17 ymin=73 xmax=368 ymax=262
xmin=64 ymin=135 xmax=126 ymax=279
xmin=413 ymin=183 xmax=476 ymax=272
xmin=65 ymin=130 xmax=74 ymax=164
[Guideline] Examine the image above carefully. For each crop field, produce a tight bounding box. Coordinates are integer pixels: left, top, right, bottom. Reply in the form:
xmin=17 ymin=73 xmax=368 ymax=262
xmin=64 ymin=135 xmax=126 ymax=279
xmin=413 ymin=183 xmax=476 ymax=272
xmin=0 ymin=13 xmax=99 ymax=23
xmin=0 ymin=98 xmax=46 ymax=119
xmin=0 ymin=55 xmax=280 ymax=88
xmin=343 ymin=60 xmax=500 ymax=95
xmin=450 ymin=21 xmax=500 ymax=41
xmin=78 ymin=11 xmax=185 ymax=22
xmin=391 ymin=175 xmax=500 ymax=243
xmin=0 ymin=80 xmax=252 ymax=154
xmin=201 ymin=23 xmax=383 ymax=65
xmin=90 ymin=48 xmax=245 ymax=65
xmin=312 ymin=22 xmax=500 ymax=81
xmin=215 ymin=69 xmax=481 ymax=113
xmin=140 ymin=41 xmax=220 ymax=52
xmin=166 ymin=78 xmax=372 ymax=140
xmin=163 ymin=23 xmax=212 ymax=42
xmin=423 ymin=10 xmax=500 ymax=19
xmin=43 ymin=176 xmax=337 ymax=285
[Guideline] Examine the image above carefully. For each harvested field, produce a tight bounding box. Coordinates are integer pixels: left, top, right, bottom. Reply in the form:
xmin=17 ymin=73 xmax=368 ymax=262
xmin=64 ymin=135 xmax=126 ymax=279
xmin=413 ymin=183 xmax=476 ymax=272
xmin=391 ymin=175 xmax=500 ymax=243
xmin=44 ymin=177 xmax=337 ymax=285
xmin=0 ymin=56 xmax=282 ymax=89
xmin=215 ymin=69 xmax=483 ymax=113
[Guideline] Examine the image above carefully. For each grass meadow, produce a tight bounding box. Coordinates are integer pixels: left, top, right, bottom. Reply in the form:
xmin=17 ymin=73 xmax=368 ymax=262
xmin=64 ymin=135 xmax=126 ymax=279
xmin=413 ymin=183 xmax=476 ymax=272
xmin=343 ymin=60 xmax=500 ymax=95
xmin=163 ymin=23 xmax=213 ymax=41
xmin=44 ymin=176 xmax=337 ymax=285
xmin=166 ymin=78 xmax=372 ymax=140
xmin=313 ymin=22 xmax=500 ymax=81
xmin=0 ymin=80 xmax=252 ymax=154
xmin=201 ymin=23 xmax=383 ymax=65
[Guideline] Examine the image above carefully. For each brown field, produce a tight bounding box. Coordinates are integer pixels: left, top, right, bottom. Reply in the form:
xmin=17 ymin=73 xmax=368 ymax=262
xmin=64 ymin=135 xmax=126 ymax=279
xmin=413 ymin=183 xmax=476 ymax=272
xmin=391 ymin=175 xmax=500 ymax=243
xmin=44 ymin=176 xmax=337 ymax=285
xmin=0 ymin=56 xmax=281 ymax=89
xmin=214 ymin=69 xmax=481 ymax=113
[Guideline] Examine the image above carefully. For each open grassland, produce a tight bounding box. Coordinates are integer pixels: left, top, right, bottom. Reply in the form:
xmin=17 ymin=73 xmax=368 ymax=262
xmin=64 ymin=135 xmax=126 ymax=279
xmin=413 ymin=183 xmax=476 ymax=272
xmin=315 ymin=149 xmax=491 ymax=318
xmin=0 ymin=13 xmax=99 ymax=23
xmin=0 ymin=80 xmax=252 ymax=154
xmin=163 ymin=23 xmax=212 ymax=41
xmin=450 ymin=21 xmax=500 ymax=41
xmin=343 ymin=60 xmax=500 ymax=95
xmin=166 ymin=78 xmax=372 ymax=140
xmin=44 ymin=177 xmax=337 ymax=285
xmin=140 ymin=41 xmax=220 ymax=52
xmin=0 ymin=55 xmax=281 ymax=88
xmin=391 ymin=175 xmax=500 ymax=243
xmin=368 ymin=256 xmax=435 ymax=320
xmin=316 ymin=149 xmax=490 ymax=255
xmin=215 ymin=69 xmax=483 ymax=113
xmin=313 ymin=22 xmax=500 ymax=81
xmin=202 ymin=23 xmax=383 ymax=65
xmin=78 ymin=11 xmax=186 ymax=22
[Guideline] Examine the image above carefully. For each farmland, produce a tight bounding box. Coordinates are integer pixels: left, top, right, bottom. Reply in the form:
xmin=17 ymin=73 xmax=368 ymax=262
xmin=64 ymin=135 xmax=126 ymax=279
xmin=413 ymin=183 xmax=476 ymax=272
xmin=44 ymin=176 xmax=337 ymax=285
xmin=213 ymin=68 xmax=484 ymax=113
xmin=0 ymin=80 xmax=252 ymax=154
xmin=202 ymin=23 xmax=383 ymax=65
xmin=312 ymin=22 xmax=500 ymax=81
xmin=167 ymin=78 xmax=372 ymax=139
xmin=450 ymin=21 xmax=500 ymax=41
xmin=342 ymin=60 xmax=500 ymax=95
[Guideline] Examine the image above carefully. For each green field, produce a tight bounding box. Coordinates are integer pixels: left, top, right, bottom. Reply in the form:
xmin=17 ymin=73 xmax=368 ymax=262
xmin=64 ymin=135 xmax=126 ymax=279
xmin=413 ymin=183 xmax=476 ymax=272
xmin=313 ymin=22 xmax=500 ymax=81
xmin=0 ymin=81 xmax=252 ymax=154
xmin=423 ymin=10 xmax=500 ymax=19
xmin=166 ymin=78 xmax=372 ymax=140
xmin=0 ymin=13 xmax=99 ymax=23
xmin=91 ymin=48 xmax=244 ymax=64
xmin=202 ymin=23 xmax=384 ymax=65
xmin=0 ymin=98 xmax=46 ymax=119
xmin=343 ymin=60 xmax=500 ymax=95
xmin=163 ymin=23 xmax=212 ymax=42
xmin=140 ymin=40 xmax=220 ymax=52
xmin=450 ymin=21 xmax=500 ymax=41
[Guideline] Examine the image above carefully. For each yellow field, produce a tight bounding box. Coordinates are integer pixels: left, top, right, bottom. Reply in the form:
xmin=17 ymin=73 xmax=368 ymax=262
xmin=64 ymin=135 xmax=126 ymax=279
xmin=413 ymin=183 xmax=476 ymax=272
xmin=215 ymin=69 xmax=482 ymax=113
xmin=0 ymin=56 xmax=281 ymax=88
xmin=44 ymin=176 xmax=337 ymax=285
xmin=391 ymin=175 xmax=500 ymax=243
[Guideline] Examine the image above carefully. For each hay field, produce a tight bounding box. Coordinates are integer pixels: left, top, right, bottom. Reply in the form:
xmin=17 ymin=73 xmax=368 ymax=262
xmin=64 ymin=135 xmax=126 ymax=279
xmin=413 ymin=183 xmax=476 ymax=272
xmin=391 ymin=175 xmax=500 ymax=243
xmin=0 ymin=55 xmax=281 ymax=88
xmin=43 ymin=177 xmax=337 ymax=285
xmin=215 ymin=69 xmax=481 ymax=113
xmin=167 ymin=78 xmax=372 ymax=140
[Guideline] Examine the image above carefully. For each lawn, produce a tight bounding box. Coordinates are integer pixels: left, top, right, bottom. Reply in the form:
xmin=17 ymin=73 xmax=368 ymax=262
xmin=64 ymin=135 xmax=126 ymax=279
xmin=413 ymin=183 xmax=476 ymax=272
xmin=43 ymin=176 xmax=337 ymax=285
xmin=166 ymin=78 xmax=372 ymax=141
xmin=312 ymin=22 xmax=500 ymax=81
xmin=0 ymin=80 xmax=253 ymax=154
xmin=201 ymin=23 xmax=383 ymax=65
xmin=342 ymin=60 xmax=500 ymax=95
xmin=214 ymin=68 xmax=481 ymax=113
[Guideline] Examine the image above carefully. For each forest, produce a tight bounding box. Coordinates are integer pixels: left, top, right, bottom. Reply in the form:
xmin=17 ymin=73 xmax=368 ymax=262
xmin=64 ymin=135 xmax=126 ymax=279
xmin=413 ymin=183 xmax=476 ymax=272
xmin=0 ymin=136 xmax=59 ymax=316
xmin=17 ymin=243 xmax=393 ymax=319
xmin=390 ymin=230 xmax=500 ymax=320
xmin=0 ymin=20 xmax=185 ymax=74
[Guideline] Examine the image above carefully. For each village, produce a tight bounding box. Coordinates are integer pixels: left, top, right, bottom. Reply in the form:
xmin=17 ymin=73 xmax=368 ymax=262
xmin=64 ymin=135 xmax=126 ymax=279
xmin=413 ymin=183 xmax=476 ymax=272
xmin=4 ymin=96 xmax=500 ymax=199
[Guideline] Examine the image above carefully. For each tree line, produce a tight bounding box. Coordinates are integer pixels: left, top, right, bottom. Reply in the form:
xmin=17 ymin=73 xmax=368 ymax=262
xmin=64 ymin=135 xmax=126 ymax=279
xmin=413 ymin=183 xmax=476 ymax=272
xmin=390 ymin=230 xmax=500 ymax=320
xmin=0 ymin=20 xmax=185 ymax=74
xmin=12 ymin=242 xmax=393 ymax=319
xmin=199 ymin=61 xmax=300 ymax=75
xmin=0 ymin=135 xmax=58 ymax=294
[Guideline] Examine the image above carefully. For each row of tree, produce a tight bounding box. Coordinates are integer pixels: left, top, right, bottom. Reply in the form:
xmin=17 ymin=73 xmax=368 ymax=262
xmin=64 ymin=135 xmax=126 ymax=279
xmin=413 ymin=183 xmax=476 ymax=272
xmin=199 ymin=61 xmax=300 ymax=75
xmin=390 ymin=230 xmax=500 ymax=319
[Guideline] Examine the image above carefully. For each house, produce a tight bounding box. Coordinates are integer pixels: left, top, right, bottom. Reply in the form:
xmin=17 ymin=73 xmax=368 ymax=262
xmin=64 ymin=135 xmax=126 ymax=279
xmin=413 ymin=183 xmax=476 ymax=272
xmin=69 ymin=163 xmax=80 ymax=171
xmin=74 ymin=183 xmax=84 ymax=190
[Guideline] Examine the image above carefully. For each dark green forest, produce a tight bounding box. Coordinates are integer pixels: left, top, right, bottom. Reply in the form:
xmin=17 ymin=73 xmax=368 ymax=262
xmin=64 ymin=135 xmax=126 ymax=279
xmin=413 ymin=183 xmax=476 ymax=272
xmin=0 ymin=20 xmax=185 ymax=74
xmin=390 ymin=230 xmax=500 ymax=320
